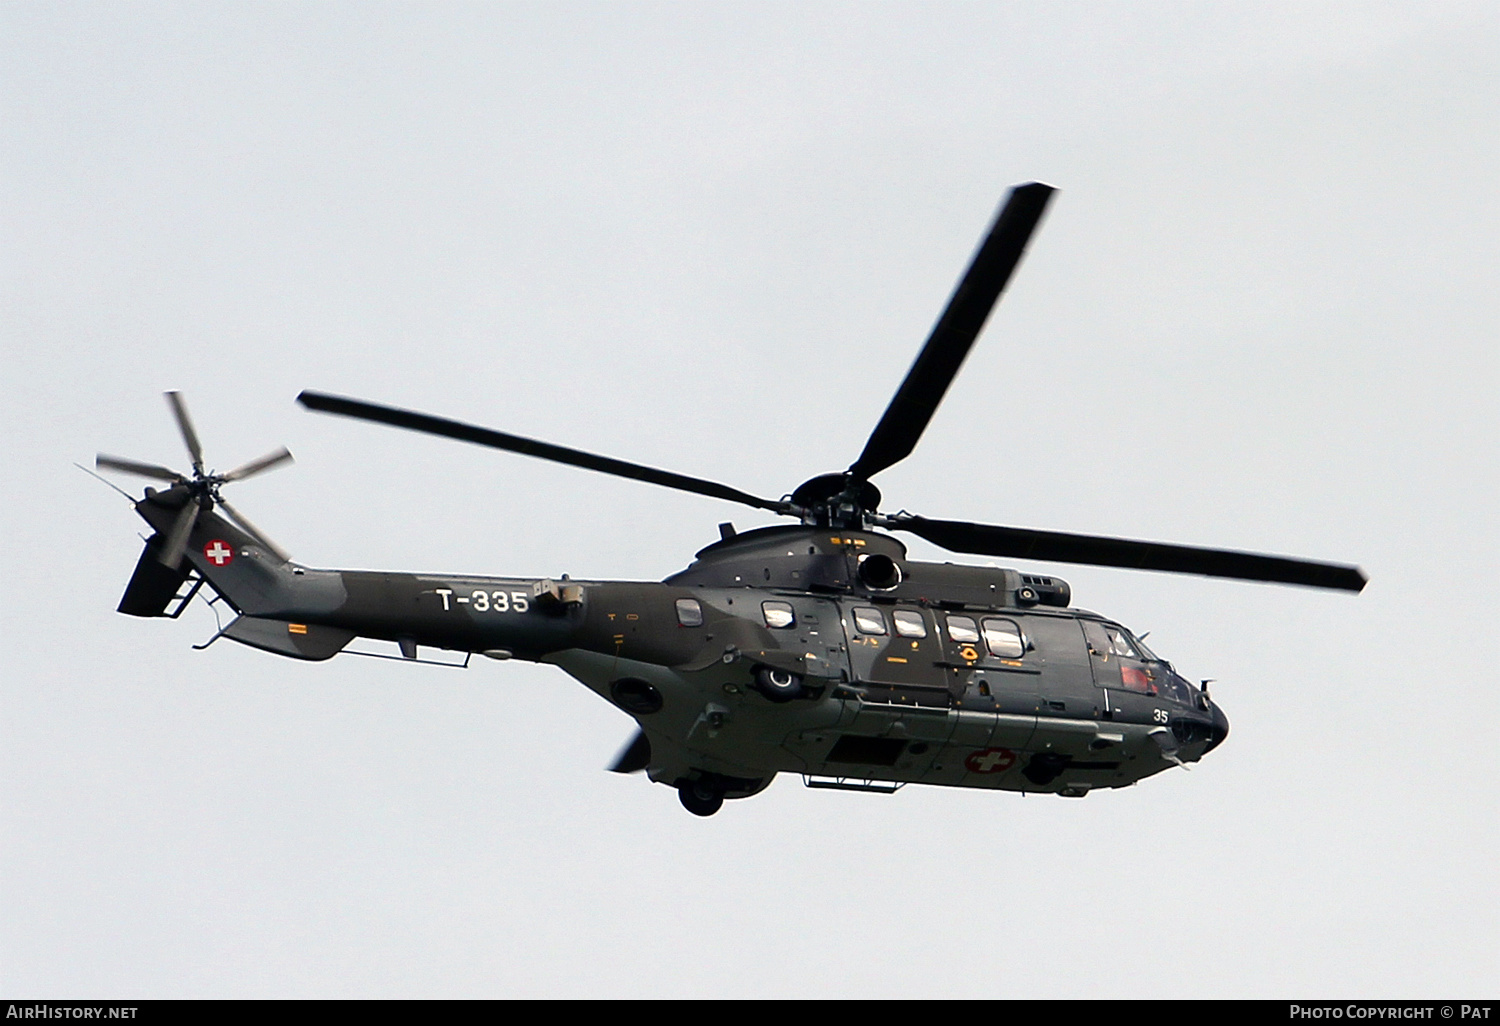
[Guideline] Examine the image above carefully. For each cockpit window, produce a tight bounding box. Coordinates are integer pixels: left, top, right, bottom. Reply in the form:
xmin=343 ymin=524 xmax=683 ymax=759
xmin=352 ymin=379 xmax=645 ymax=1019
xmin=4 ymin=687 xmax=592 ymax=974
xmin=982 ymin=618 xmax=1024 ymax=658
xmin=1106 ymin=628 xmax=1139 ymax=659
xmin=892 ymin=609 xmax=927 ymax=638
xmin=762 ymin=601 xmax=795 ymax=629
xmin=852 ymin=607 xmax=887 ymax=635
xmin=675 ymin=598 xmax=703 ymax=627
xmin=1161 ymin=673 xmax=1193 ymax=705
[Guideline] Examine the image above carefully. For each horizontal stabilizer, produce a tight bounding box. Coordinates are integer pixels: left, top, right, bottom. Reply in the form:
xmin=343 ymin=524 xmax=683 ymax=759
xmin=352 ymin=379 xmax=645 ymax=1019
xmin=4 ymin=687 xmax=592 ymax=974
xmin=223 ymin=616 xmax=356 ymax=661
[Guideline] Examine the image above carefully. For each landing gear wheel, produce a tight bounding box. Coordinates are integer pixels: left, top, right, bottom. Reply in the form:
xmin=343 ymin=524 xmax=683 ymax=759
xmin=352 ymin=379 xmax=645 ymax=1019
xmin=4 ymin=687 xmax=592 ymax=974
xmin=754 ymin=666 xmax=804 ymax=703
xmin=678 ymin=780 xmax=725 ymax=817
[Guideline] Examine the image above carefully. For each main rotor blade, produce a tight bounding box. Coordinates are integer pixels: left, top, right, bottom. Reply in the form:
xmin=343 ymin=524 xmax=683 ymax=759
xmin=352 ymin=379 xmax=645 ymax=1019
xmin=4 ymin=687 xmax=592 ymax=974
xmin=608 ymin=730 xmax=651 ymax=774
xmin=165 ymin=391 xmax=205 ymax=473
xmin=223 ymin=446 xmax=294 ymax=482
xmin=848 ymin=183 xmax=1055 ymax=483
xmin=158 ymin=498 xmax=200 ymax=568
xmin=894 ymin=515 xmax=1368 ymax=592
xmin=298 ymin=391 xmax=790 ymax=514
xmin=217 ymin=497 xmax=291 ymax=563
xmin=96 ymin=454 xmax=183 ymax=482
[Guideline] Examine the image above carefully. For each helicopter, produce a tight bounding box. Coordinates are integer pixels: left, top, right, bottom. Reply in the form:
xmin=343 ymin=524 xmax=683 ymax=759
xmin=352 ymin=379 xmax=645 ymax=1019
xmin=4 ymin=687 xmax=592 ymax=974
xmin=98 ymin=182 xmax=1366 ymax=816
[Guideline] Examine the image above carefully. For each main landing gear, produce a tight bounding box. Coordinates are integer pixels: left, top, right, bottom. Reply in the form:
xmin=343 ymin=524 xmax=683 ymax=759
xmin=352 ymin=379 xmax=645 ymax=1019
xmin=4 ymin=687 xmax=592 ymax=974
xmin=677 ymin=778 xmax=724 ymax=817
xmin=674 ymin=772 xmax=769 ymax=816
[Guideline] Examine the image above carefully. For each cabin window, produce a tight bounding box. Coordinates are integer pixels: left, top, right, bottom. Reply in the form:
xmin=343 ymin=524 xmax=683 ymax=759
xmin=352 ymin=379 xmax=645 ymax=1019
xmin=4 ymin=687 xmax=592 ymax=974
xmin=892 ymin=609 xmax=928 ymax=638
xmin=675 ymin=598 xmax=703 ymax=627
xmin=852 ymin=607 xmax=887 ymax=635
xmin=982 ymin=617 xmax=1024 ymax=658
xmin=945 ymin=615 xmax=980 ymax=645
xmin=762 ymin=601 xmax=795 ymax=629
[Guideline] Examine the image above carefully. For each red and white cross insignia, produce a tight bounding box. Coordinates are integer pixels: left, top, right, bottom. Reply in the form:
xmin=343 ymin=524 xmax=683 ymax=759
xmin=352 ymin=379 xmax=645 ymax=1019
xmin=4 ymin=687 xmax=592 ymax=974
xmin=964 ymin=748 xmax=1017 ymax=774
xmin=204 ymin=540 xmax=234 ymax=567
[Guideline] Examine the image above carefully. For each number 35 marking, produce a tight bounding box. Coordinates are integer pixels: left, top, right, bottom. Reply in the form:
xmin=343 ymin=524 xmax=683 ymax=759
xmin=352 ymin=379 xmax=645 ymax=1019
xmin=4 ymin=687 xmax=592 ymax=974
xmin=435 ymin=589 xmax=529 ymax=613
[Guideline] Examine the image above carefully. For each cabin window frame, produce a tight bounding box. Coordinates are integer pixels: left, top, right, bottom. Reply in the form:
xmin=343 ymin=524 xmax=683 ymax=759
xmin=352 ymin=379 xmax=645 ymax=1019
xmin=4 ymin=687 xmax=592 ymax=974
xmin=675 ymin=598 xmax=704 ymax=628
xmin=945 ymin=615 xmax=980 ymax=645
xmin=892 ymin=609 xmax=928 ymax=638
xmin=981 ymin=617 xmax=1025 ymax=658
xmin=762 ymin=600 xmax=796 ymax=629
xmin=852 ymin=606 xmax=887 ymax=636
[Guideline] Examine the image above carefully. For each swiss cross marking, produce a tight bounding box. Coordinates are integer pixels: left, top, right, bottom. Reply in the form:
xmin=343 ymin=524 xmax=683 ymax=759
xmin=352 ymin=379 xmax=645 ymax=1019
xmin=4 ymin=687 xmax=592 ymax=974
xmin=964 ymin=748 xmax=1017 ymax=774
xmin=204 ymin=540 xmax=234 ymax=567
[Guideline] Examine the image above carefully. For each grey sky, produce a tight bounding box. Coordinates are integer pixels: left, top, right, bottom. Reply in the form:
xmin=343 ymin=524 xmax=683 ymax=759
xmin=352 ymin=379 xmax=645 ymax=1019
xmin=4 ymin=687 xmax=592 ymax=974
xmin=3 ymin=2 xmax=1496 ymax=997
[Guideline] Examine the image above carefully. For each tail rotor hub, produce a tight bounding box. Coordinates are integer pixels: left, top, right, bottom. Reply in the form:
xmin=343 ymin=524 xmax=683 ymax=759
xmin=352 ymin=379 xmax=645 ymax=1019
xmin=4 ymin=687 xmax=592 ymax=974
xmin=98 ymin=391 xmax=294 ymax=566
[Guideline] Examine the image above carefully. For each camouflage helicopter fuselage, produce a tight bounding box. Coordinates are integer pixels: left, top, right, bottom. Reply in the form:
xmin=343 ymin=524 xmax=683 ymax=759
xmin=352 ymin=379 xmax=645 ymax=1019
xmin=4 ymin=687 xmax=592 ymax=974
xmin=122 ymin=485 xmax=1228 ymax=811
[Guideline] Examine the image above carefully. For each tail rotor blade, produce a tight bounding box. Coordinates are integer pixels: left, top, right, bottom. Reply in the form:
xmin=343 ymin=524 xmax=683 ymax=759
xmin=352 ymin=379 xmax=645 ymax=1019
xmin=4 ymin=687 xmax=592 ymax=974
xmin=223 ymin=446 xmax=294 ymax=482
xmin=217 ymin=497 xmax=291 ymax=563
xmin=96 ymin=454 xmax=183 ymax=482
xmin=158 ymin=498 xmax=200 ymax=567
xmin=165 ymin=391 xmax=205 ymax=473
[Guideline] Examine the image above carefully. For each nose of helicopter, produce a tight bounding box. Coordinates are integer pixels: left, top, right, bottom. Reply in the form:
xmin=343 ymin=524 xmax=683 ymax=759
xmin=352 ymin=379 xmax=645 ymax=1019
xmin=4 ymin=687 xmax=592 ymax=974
xmin=1204 ymin=701 xmax=1230 ymax=753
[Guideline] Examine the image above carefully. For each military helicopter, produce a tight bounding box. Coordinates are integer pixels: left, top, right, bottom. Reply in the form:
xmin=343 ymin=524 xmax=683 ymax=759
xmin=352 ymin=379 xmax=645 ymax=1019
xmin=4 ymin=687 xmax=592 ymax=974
xmin=98 ymin=183 xmax=1366 ymax=816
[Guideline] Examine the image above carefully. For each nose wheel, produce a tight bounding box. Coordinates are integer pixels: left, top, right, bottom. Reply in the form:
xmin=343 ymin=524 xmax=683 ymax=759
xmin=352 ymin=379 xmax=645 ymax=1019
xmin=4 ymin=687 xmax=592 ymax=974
xmin=677 ymin=778 xmax=724 ymax=817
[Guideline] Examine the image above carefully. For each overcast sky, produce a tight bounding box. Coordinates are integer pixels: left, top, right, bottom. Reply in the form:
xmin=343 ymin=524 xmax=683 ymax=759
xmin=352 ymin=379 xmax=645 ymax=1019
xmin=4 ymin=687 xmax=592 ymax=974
xmin=3 ymin=2 xmax=1496 ymax=998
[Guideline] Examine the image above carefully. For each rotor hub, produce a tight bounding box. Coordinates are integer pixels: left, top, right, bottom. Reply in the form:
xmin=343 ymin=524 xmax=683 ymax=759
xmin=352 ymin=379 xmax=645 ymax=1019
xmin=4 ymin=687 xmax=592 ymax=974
xmin=789 ymin=474 xmax=882 ymax=529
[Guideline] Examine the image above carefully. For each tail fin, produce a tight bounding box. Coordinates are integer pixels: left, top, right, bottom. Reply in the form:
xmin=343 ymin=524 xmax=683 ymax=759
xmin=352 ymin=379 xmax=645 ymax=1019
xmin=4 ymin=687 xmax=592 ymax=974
xmin=117 ymin=536 xmax=194 ymax=617
xmin=126 ymin=488 xmax=345 ymax=621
